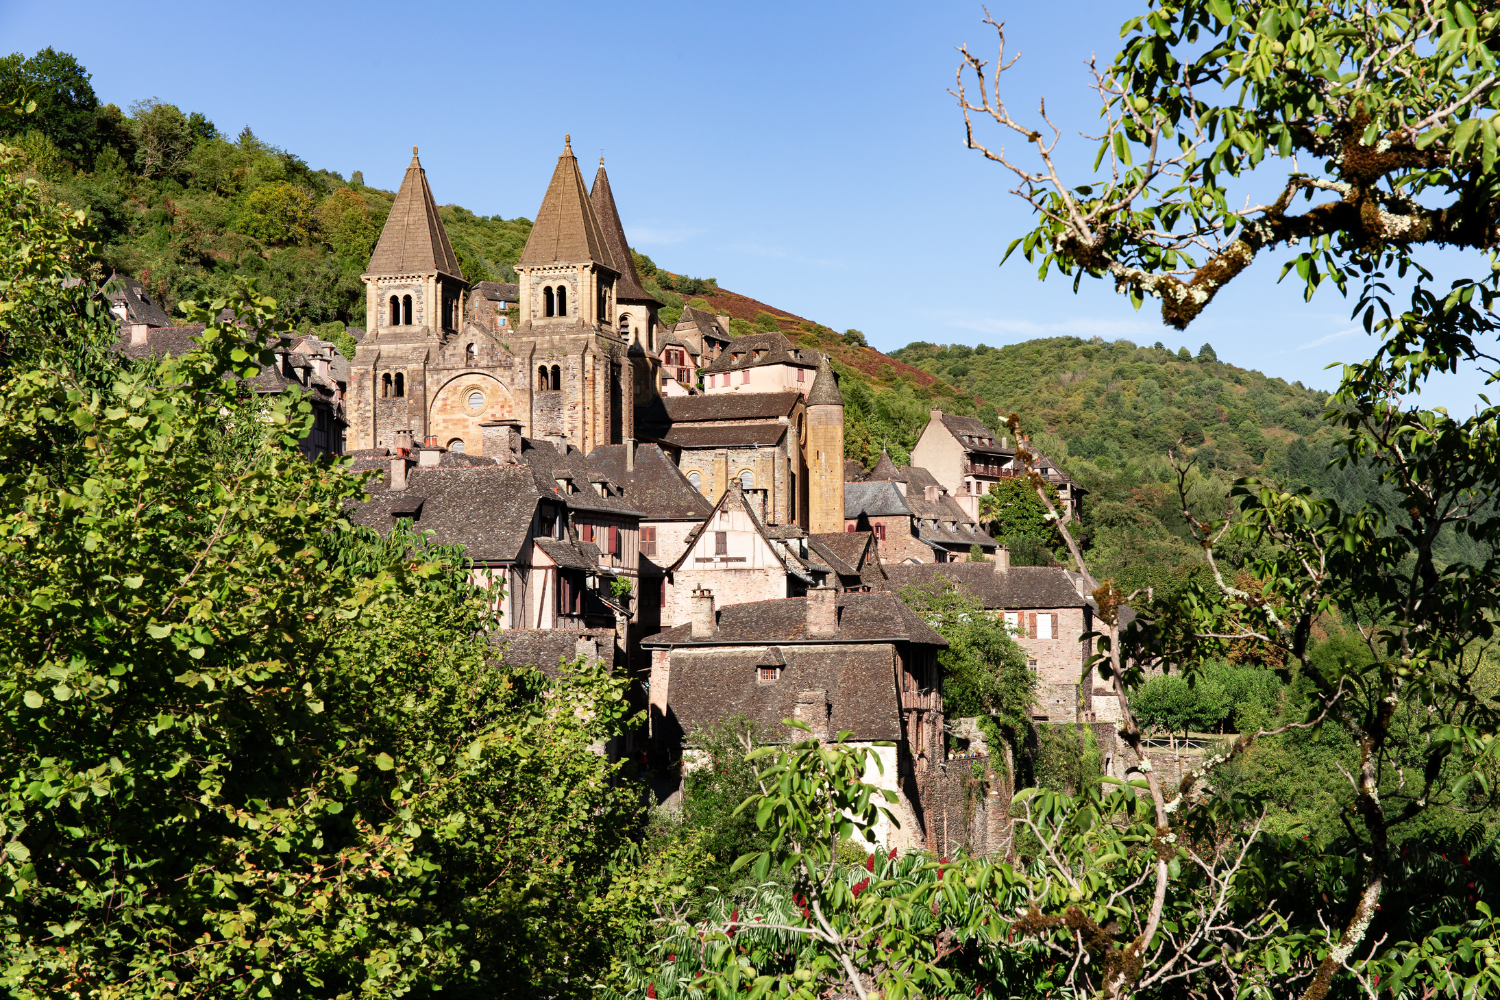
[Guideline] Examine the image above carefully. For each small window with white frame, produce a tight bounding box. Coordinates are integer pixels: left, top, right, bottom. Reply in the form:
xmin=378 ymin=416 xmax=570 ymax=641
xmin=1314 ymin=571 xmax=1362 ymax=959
xmin=757 ymin=666 xmax=781 ymax=683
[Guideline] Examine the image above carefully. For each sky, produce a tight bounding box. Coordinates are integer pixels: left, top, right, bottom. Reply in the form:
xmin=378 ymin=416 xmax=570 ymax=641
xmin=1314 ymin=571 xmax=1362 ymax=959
xmin=1 ymin=0 xmax=1493 ymax=411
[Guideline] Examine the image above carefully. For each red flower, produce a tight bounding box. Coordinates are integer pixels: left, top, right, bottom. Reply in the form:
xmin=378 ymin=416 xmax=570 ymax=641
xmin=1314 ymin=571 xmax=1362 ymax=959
xmin=647 ymin=985 xmax=657 ymax=999
xmin=730 ymin=908 xmax=739 ymax=923
xmin=866 ymin=854 xmax=875 ymax=872
xmin=801 ymin=907 xmax=810 ymax=920
xmin=668 ymin=954 xmax=675 ymax=962
xmin=852 ymin=878 xmax=870 ymax=898
xmin=889 ymin=847 xmax=898 ymax=860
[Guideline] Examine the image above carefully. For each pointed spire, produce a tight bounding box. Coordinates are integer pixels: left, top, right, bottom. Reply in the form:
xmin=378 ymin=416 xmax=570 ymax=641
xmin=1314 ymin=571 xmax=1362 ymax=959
xmin=519 ymin=136 xmax=612 ymax=268
xmin=590 ymin=161 xmax=659 ymax=304
xmin=806 ymin=353 xmax=843 ymax=407
xmin=365 ymin=148 xmax=463 ymax=280
xmin=869 ymin=448 xmax=902 ymax=482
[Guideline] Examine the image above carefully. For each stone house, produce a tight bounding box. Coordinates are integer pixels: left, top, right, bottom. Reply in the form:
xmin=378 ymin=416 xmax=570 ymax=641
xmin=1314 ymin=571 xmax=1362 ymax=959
xmin=909 ymin=409 xmax=1085 ymax=522
xmin=700 ymin=330 xmax=821 ymax=397
xmin=660 ymin=483 xmax=831 ymax=628
xmin=469 ymin=281 xmax=519 ymax=331
xmin=885 ymin=555 xmax=1098 ymax=723
xmin=670 ymin=305 xmax=732 ymax=367
xmin=641 ymin=586 xmax=951 ymax=850
xmin=857 ymin=451 xmax=999 ymax=561
xmin=844 ymin=477 xmax=997 ymax=565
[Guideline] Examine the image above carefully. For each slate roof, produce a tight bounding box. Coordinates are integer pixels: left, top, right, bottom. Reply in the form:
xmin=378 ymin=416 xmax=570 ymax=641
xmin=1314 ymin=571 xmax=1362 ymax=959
xmin=587 ymin=443 xmax=714 ymax=520
xmin=807 ymin=531 xmax=887 ymax=590
xmin=642 ymin=591 xmax=946 ymax=648
xmin=112 ymin=325 xmax=206 ymax=360
xmin=806 ymin=354 xmax=843 ymax=406
xmin=661 ymin=423 xmax=788 ymax=449
xmin=868 ymin=451 xmax=902 ymax=482
xmin=535 ymin=537 xmax=599 ymax=570
xmin=664 ymin=644 xmax=904 ymax=744
xmin=475 ymin=281 xmax=520 ymax=302
xmin=646 ymin=391 xmax=801 ymax=426
xmin=703 ymin=331 xmax=820 ymax=374
xmin=490 ymin=628 xmax=615 ymax=679
xmin=677 ymin=306 xmax=732 ymax=345
xmin=346 ymin=464 xmax=545 ymax=563
xmin=590 ymin=163 xmax=659 ymax=304
xmin=365 ymin=149 xmax=463 ymax=280
xmin=517 ymin=437 xmax=643 ymax=517
xmin=102 ymin=273 xmax=172 ymax=327
xmin=936 ymin=412 xmax=1011 ymax=457
xmin=845 ymin=480 xmax=913 ymax=519
xmin=518 ymin=138 xmax=613 ymax=269
xmin=885 ymin=563 xmax=1089 ymax=610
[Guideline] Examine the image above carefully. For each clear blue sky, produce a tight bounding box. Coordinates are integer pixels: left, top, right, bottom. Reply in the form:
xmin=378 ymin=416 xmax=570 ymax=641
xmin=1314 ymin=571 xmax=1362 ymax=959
xmin=2 ymin=0 xmax=1490 ymax=410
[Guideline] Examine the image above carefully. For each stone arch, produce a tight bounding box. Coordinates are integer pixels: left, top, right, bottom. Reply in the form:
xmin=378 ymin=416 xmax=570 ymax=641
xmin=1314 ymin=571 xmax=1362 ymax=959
xmin=428 ymin=373 xmax=515 ymax=457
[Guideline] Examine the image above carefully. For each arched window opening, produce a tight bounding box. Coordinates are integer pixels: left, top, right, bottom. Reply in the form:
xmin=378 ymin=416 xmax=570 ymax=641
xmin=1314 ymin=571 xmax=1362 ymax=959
xmin=466 ymin=343 xmax=478 ymax=365
xmin=381 ymin=373 xmax=392 ymax=398
xmin=618 ymin=313 xmax=630 ymax=334
xmin=538 ymin=366 xmax=549 ymax=390
xmin=543 ymin=286 xmax=555 ymax=317
xmin=394 ymin=372 xmax=405 ymax=398
xmin=388 ymin=296 xmax=399 ymax=327
xmin=740 ymin=470 xmax=754 ymax=490
xmin=550 ymin=365 xmax=561 ymax=391
xmin=688 ymin=471 xmax=702 ymax=493
xmin=448 ymin=439 xmax=466 ymax=454
xmin=556 ymin=286 xmax=567 ymax=316
xmin=402 ymin=295 xmax=413 ymax=325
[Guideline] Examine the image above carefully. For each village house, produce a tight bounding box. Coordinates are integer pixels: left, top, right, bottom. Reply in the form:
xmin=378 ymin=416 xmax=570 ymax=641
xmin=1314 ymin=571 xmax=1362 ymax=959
xmin=641 ymin=585 xmax=952 ymax=850
xmin=670 ymin=305 xmax=732 ymax=368
xmin=885 ymin=553 xmax=1099 ymax=723
xmin=844 ymin=453 xmax=998 ymax=563
xmin=910 ymin=408 xmax=1085 ymax=521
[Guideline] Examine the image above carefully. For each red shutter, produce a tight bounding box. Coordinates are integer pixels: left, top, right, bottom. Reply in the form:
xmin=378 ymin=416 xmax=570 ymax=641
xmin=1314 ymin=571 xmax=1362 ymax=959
xmin=1028 ymin=613 xmax=1038 ymax=639
xmin=579 ymin=523 xmax=592 ymax=543
xmin=608 ymin=525 xmax=619 ymax=555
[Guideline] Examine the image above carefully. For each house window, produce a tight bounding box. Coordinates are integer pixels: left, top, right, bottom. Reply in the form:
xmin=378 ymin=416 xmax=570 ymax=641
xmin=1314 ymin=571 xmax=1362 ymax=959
xmin=381 ymin=373 xmax=391 ymax=398
xmin=758 ymin=666 xmax=781 ymax=684
xmin=544 ymin=286 xmax=555 ymax=317
xmin=393 ymin=372 xmax=405 ymax=397
xmin=688 ymin=471 xmax=702 ymax=492
xmin=448 ymin=439 xmax=465 ymax=454
xmin=797 ymin=368 xmax=805 ymax=382
xmin=1027 ymin=659 xmax=1038 ymax=673
xmin=874 ymin=523 xmax=886 ymax=541
xmin=580 ymin=523 xmax=593 ymax=543
xmin=640 ymin=525 xmax=657 ymax=556
xmin=550 ymin=365 xmax=561 ymax=390
xmin=739 ymin=470 xmax=753 ymax=490
xmin=557 ymin=285 xmax=567 ymax=316
xmin=740 ymin=369 xmax=750 ymax=384
xmin=619 ymin=313 xmax=631 ymax=334
xmin=1004 ymin=611 xmax=1021 ymax=632
xmin=466 ymin=343 xmax=478 ymax=365
xmin=714 ymin=531 xmax=727 ymax=556
xmin=402 ymin=295 xmax=412 ymax=325
xmin=846 ymin=524 xmax=855 ymax=533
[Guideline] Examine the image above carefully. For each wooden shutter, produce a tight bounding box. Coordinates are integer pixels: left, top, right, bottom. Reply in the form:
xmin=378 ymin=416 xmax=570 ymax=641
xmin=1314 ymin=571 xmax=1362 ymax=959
xmin=715 ymin=531 xmax=728 ymax=555
xmin=1028 ymin=612 xmax=1038 ymax=639
xmin=580 ymin=523 xmax=592 ymax=543
xmin=608 ymin=525 xmax=619 ymax=555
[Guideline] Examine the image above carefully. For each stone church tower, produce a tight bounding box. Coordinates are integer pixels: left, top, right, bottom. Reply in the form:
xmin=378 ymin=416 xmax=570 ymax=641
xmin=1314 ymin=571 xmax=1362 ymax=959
xmin=805 ymin=355 xmax=846 ymax=534
xmin=590 ymin=159 xmax=662 ymax=406
xmin=348 ymin=148 xmax=521 ymax=456
xmin=511 ymin=137 xmax=634 ymax=454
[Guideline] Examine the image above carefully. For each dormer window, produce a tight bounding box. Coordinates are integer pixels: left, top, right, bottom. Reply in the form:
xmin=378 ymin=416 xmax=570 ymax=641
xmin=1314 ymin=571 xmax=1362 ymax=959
xmin=556 ymin=477 xmax=574 ymax=494
xmin=757 ymin=666 xmax=781 ymax=683
xmin=732 ymin=352 xmax=743 ymax=364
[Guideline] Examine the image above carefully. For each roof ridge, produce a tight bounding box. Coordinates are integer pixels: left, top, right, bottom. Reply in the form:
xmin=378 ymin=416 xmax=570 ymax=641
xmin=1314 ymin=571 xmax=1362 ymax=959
xmin=365 ymin=147 xmax=464 ymax=280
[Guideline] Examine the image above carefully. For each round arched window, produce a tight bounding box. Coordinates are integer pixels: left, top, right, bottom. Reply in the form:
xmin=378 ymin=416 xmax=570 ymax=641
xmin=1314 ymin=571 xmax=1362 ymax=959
xmin=739 ymin=470 xmax=754 ymax=490
xmin=467 ymin=390 xmax=485 ymax=411
xmin=688 ymin=471 xmax=702 ymax=492
xmin=448 ymin=439 xmax=466 ymax=454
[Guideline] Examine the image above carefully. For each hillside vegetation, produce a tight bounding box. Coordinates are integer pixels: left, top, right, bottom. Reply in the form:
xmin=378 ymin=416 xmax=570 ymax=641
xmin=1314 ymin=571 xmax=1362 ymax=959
xmin=3 ymin=46 xmax=1359 ymax=595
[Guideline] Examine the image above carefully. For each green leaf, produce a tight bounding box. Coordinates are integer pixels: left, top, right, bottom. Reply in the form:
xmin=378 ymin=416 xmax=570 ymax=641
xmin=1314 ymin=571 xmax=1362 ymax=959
xmin=22 ymin=690 xmax=43 ymax=709
xmin=1453 ymin=117 xmax=1482 ymax=158
xmin=375 ymin=752 xmax=395 ymax=771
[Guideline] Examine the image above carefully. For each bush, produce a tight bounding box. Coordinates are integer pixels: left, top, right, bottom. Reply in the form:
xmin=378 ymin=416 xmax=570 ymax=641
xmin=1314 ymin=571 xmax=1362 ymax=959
xmin=844 ymin=328 xmax=867 ymax=347
xmin=754 ymin=311 xmax=782 ymax=332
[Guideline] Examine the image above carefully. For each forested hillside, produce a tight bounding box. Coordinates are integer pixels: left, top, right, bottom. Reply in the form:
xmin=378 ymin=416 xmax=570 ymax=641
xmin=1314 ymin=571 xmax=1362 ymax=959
xmin=2 ymin=46 xmax=1358 ymax=595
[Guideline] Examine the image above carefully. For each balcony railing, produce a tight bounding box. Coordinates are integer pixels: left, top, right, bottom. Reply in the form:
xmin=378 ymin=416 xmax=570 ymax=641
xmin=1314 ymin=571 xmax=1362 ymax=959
xmin=964 ymin=463 xmax=1018 ymax=478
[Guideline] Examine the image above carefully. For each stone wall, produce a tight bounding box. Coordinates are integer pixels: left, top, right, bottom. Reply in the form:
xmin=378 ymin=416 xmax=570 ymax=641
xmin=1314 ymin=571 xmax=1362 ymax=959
xmin=806 ymin=402 xmax=844 ymax=534
xmin=1009 ymin=605 xmax=1092 ymax=722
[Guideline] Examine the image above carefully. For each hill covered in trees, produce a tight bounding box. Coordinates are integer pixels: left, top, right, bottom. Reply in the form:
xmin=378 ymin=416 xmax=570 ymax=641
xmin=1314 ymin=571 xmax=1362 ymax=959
xmin=3 ymin=46 xmax=1352 ymax=595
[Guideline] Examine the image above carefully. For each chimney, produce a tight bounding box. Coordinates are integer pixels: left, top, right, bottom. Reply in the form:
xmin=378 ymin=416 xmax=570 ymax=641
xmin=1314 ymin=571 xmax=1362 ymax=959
xmin=419 ymin=442 xmax=444 ymax=467
xmin=930 ymin=407 xmax=942 ymax=423
xmin=390 ymin=457 xmax=409 ymax=492
xmin=794 ymin=689 xmax=830 ymax=741
xmin=994 ymin=543 xmax=1011 ymax=574
xmin=715 ymin=314 xmax=732 ymax=336
xmin=625 ymin=437 xmax=635 ymax=473
xmin=393 ymin=429 xmax=414 ymax=455
xmin=130 ymin=323 xmax=149 ymax=346
xmin=924 ymin=484 xmax=939 ymax=502
xmin=690 ymin=588 xmax=716 ymax=640
xmin=806 ymin=583 xmax=838 ymax=638
xmin=479 ymin=420 xmax=520 ymax=464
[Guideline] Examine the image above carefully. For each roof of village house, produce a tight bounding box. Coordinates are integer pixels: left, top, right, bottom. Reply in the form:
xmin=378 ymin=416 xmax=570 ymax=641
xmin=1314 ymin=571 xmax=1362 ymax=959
xmin=935 ymin=412 xmax=1012 ymax=458
xmin=475 ymin=281 xmax=520 ymax=302
xmin=518 ymin=438 xmax=643 ymax=517
xmin=661 ymin=423 xmax=789 ymax=449
xmin=845 ymin=480 xmax=913 ymax=519
xmin=102 ymin=273 xmax=172 ymax=328
xmin=677 ymin=306 xmax=731 ymax=344
xmin=805 ymin=354 xmax=843 ymax=407
xmin=535 ymin=536 xmax=601 ymax=570
xmin=660 ymin=643 xmax=906 ymax=744
xmin=867 ymin=450 xmax=902 ymax=482
xmin=346 ymin=464 xmax=545 ymax=563
xmin=703 ymin=331 xmax=820 ymax=374
xmin=665 ymin=484 xmax=820 ymax=584
xmin=112 ymin=325 xmax=207 ymax=360
xmin=587 ymin=443 xmax=714 ymax=520
xmin=518 ymin=137 xmax=613 ymax=269
xmin=365 ymin=149 xmax=464 ymax=281
xmin=885 ymin=563 xmax=1089 ymax=610
xmin=590 ymin=162 xmax=659 ymax=305
xmin=807 ymin=531 xmax=888 ymax=589
xmin=1026 ymin=450 xmax=1082 ymax=489
xmin=653 ymin=390 xmax=801 ymax=424
xmin=642 ymin=591 xmax=946 ymax=648
xmin=489 ymin=628 xmax=614 ymax=679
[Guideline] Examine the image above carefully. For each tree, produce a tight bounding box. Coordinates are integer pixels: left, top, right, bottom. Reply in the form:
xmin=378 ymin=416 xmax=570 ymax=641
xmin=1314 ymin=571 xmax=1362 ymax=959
xmin=241 ymin=180 xmax=319 ymax=246
xmin=843 ymin=328 xmax=867 ymax=347
xmin=0 ymin=48 xmax=99 ymax=165
xmin=1196 ymin=342 xmax=1217 ymax=362
xmin=128 ymin=98 xmax=195 ymax=178
xmin=899 ymin=580 xmax=1034 ymax=727
xmin=978 ymin=476 xmax=1059 ymax=543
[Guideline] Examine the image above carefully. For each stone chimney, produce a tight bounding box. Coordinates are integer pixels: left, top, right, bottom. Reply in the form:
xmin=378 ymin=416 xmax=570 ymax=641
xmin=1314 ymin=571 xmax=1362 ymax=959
xmin=794 ymin=689 xmax=830 ymax=741
xmin=806 ymin=583 xmax=838 ymax=638
xmin=715 ymin=313 xmax=732 ymax=335
xmin=930 ymin=407 xmax=942 ymax=423
xmin=625 ymin=437 xmax=635 ymax=473
xmin=690 ymin=588 xmax=716 ymax=641
xmin=390 ymin=457 xmax=409 ymax=492
xmin=129 ymin=324 xmax=149 ymax=346
xmin=392 ymin=429 xmax=414 ymax=455
xmin=479 ymin=420 xmax=520 ymax=464
xmin=418 ymin=443 xmax=444 ymax=467
xmin=994 ymin=543 xmax=1011 ymax=574
xmin=924 ymin=484 xmax=939 ymax=502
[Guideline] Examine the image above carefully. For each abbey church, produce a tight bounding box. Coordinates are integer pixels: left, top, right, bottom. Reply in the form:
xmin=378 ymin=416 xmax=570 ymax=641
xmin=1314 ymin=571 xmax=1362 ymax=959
xmin=346 ymin=136 xmax=846 ymax=535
